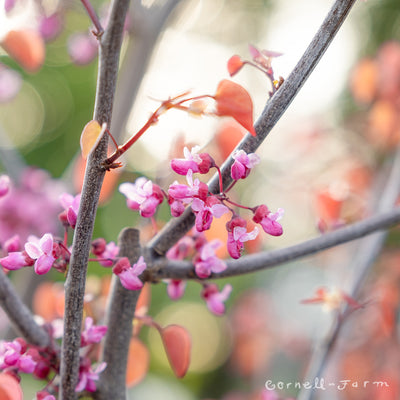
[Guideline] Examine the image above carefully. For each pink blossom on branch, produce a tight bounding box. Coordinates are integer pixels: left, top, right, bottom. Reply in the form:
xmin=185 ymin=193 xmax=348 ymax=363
xmin=96 ymin=241 xmax=119 ymax=267
xmin=0 ymin=251 xmax=33 ymax=271
xmin=227 ymin=224 xmax=259 ymax=259
xmin=75 ymin=358 xmax=106 ymax=393
xmin=81 ymin=317 xmax=108 ymax=347
xmin=253 ymin=205 xmax=284 ymax=236
xmin=113 ymin=256 xmax=147 ymax=290
xmin=171 ymin=146 xmax=215 ymax=175
xmin=231 ymin=150 xmax=260 ymax=180
xmin=59 ymin=193 xmax=81 ymax=228
xmin=119 ymin=178 xmax=164 ymax=218
xmin=191 ymin=197 xmax=229 ymax=232
xmin=201 ymin=283 xmax=232 ymax=316
xmin=24 ymin=233 xmax=56 ymax=275
xmin=193 ymin=240 xmax=227 ymax=278
xmin=165 ymin=279 xmax=187 ymax=300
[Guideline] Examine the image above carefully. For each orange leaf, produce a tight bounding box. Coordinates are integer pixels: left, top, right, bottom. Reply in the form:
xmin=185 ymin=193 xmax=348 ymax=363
xmin=0 ymin=373 xmax=23 ymax=400
xmin=214 ymin=80 xmax=256 ymax=136
xmin=80 ymin=120 xmax=106 ymax=159
xmin=1 ymin=30 xmax=45 ymax=73
xmin=161 ymin=324 xmax=191 ymax=378
xmin=227 ymin=55 xmax=244 ymax=77
xmin=126 ymin=337 xmax=150 ymax=387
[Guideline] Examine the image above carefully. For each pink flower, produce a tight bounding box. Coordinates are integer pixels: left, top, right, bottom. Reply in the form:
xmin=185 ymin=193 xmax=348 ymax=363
xmin=113 ymin=256 xmax=147 ymax=290
xmin=253 ymin=205 xmax=284 ymax=236
xmin=119 ymin=178 xmax=164 ymax=218
xmin=171 ymin=146 xmax=215 ymax=175
xmin=166 ymin=236 xmax=195 ymax=260
xmin=59 ymin=193 xmax=81 ymax=228
xmin=193 ymin=240 xmax=227 ymax=278
xmin=166 ymin=279 xmax=187 ymax=300
xmin=81 ymin=317 xmax=108 ymax=346
xmin=201 ymin=284 xmax=232 ymax=316
xmin=227 ymin=225 xmax=259 ymax=259
xmin=24 ymin=233 xmax=56 ymax=275
xmin=231 ymin=150 xmax=260 ymax=180
xmin=0 ymin=175 xmax=10 ymax=197
xmin=168 ymin=169 xmax=209 ymax=202
xmin=191 ymin=197 xmax=229 ymax=232
xmin=0 ymin=251 xmax=33 ymax=271
xmin=0 ymin=338 xmax=37 ymax=374
xmin=97 ymin=241 xmax=119 ymax=267
xmin=76 ymin=358 xmax=106 ymax=393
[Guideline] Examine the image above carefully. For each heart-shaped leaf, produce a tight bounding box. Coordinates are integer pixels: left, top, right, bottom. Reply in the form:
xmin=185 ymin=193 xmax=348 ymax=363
xmin=161 ymin=324 xmax=191 ymax=378
xmin=214 ymin=79 xmax=256 ymax=136
xmin=80 ymin=120 xmax=106 ymax=159
xmin=126 ymin=337 xmax=150 ymax=387
xmin=0 ymin=373 xmax=23 ymax=400
xmin=1 ymin=30 xmax=45 ymax=73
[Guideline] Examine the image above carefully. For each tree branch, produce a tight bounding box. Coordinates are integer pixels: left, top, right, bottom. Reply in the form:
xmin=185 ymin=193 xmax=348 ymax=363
xmin=0 ymin=268 xmax=50 ymax=347
xmin=59 ymin=0 xmax=130 ymax=398
xmin=146 ymin=0 xmax=358 ymax=257
xmin=95 ymin=228 xmax=142 ymax=400
xmin=149 ymin=206 xmax=400 ymax=280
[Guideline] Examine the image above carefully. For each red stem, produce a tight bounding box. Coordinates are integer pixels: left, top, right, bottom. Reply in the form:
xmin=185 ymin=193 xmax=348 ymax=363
xmin=80 ymin=0 xmax=104 ymax=36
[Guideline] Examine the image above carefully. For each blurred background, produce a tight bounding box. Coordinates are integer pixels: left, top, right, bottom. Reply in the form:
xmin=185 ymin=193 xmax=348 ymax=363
xmin=1 ymin=0 xmax=400 ymax=399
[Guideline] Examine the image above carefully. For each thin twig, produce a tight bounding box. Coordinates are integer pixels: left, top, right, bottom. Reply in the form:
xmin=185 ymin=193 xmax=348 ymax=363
xmin=59 ymin=0 xmax=130 ymax=398
xmin=0 ymin=268 xmax=50 ymax=347
xmin=149 ymin=206 xmax=400 ymax=280
xmin=297 ymin=148 xmax=400 ymax=400
xmin=146 ymin=0 xmax=358 ymax=257
xmin=110 ymin=0 xmax=182 ymax=141
xmin=94 ymin=228 xmax=142 ymax=400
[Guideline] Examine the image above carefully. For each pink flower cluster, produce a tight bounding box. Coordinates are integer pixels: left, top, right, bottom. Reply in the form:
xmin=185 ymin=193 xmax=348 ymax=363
xmin=0 ymin=317 xmax=107 ymax=395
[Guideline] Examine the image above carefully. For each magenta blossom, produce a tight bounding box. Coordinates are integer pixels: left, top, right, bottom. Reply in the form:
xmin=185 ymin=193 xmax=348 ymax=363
xmin=231 ymin=150 xmax=260 ymax=180
xmin=227 ymin=225 xmax=259 ymax=259
xmin=81 ymin=317 xmax=108 ymax=347
xmin=191 ymin=197 xmax=229 ymax=232
xmin=113 ymin=256 xmax=147 ymax=290
xmin=59 ymin=193 xmax=81 ymax=228
xmin=119 ymin=178 xmax=164 ymax=218
xmin=168 ymin=169 xmax=208 ymax=202
xmin=75 ymin=358 xmax=106 ymax=393
xmin=201 ymin=284 xmax=232 ymax=316
xmin=166 ymin=236 xmax=195 ymax=260
xmin=24 ymin=233 xmax=56 ymax=275
xmin=97 ymin=241 xmax=119 ymax=267
xmin=0 ymin=338 xmax=37 ymax=374
xmin=193 ymin=240 xmax=227 ymax=278
xmin=0 ymin=251 xmax=33 ymax=271
xmin=171 ymin=146 xmax=215 ymax=175
xmin=165 ymin=279 xmax=187 ymax=300
xmin=253 ymin=205 xmax=284 ymax=236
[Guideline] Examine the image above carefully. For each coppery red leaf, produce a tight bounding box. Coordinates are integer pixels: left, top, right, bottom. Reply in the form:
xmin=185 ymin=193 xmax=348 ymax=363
xmin=161 ymin=324 xmax=191 ymax=378
xmin=214 ymin=80 xmax=256 ymax=136
xmin=227 ymin=55 xmax=244 ymax=77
